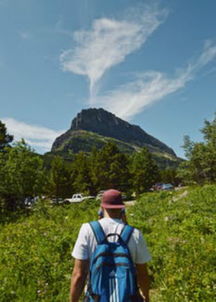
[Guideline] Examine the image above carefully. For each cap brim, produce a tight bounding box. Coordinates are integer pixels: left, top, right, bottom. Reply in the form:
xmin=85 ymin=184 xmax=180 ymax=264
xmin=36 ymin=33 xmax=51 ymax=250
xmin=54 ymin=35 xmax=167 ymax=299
xmin=101 ymin=203 xmax=125 ymax=209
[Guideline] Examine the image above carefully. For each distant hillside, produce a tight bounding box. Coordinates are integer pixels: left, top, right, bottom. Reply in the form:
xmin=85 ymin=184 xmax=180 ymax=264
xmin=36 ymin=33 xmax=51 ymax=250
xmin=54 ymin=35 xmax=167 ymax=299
xmin=51 ymin=108 xmax=181 ymax=168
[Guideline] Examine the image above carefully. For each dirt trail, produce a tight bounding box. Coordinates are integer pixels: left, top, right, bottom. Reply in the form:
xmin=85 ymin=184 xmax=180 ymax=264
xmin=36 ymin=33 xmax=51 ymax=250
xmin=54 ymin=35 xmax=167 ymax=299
xmin=172 ymin=190 xmax=188 ymax=202
xmin=124 ymin=200 xmax=136 ymax=207
xmin=125 ymin=189 xmax=188 ymax=207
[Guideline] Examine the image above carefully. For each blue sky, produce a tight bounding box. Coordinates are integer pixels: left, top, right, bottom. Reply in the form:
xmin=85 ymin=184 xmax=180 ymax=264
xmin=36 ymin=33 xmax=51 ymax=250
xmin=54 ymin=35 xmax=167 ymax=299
xmin=1 ymin=0 xmax=216 ymax=158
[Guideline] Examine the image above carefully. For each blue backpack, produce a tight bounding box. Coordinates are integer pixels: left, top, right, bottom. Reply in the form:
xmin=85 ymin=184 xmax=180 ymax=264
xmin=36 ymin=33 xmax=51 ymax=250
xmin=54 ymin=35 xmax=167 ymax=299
xmin=85 ymin=221 xmax=142 ymax=302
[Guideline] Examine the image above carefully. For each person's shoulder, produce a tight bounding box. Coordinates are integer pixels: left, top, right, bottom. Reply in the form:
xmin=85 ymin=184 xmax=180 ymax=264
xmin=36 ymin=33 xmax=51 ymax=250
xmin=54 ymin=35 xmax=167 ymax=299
xmin=79 ymin=222 xmax=93 ymax=234
xmin=82 ymin=220 xmax=104 ymax=233
xmin=130 ymin=226 xmax=143 ymax=240
xmin=82 ymin=222 xmax=91 ymax=228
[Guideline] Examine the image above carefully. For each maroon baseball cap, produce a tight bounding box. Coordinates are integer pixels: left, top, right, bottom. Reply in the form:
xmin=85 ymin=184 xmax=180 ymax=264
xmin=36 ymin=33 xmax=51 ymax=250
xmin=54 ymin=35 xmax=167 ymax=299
xmin=101 ymin=189 xmax=125 ymax=209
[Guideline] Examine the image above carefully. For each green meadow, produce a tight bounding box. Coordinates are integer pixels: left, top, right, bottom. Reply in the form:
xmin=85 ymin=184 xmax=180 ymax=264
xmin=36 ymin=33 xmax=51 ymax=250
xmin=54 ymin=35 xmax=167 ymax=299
xmin=0 ymin=185 xmax=215 ymax=302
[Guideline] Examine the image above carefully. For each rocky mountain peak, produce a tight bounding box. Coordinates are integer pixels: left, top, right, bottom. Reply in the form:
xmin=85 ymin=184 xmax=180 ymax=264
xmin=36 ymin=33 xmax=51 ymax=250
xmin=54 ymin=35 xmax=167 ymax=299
xmin=71 ymin=108 xmax=123 ymax=130
xmin=68 ymin=108 xmax=176 ymax=156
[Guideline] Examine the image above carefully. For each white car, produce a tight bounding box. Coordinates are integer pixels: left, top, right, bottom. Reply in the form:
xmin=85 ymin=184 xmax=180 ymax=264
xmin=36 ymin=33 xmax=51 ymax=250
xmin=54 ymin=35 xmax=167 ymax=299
xmin=65 ymin=194 xmax=95 ymax=203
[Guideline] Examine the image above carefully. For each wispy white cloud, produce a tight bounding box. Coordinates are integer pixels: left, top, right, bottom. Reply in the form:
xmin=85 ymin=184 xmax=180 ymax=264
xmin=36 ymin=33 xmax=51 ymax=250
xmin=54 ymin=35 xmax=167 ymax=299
xmin=93 ymin=42 xmax=216 ymax=120
xmin=59 ymin=3 xmax=216 ymax=121
xmin=60 ymin=4 xmax=168 ymax=97
xmin=2 ymin=118 xmax=64 ymax=153
xmin=191 ymin=40 xmax=216 ymax=71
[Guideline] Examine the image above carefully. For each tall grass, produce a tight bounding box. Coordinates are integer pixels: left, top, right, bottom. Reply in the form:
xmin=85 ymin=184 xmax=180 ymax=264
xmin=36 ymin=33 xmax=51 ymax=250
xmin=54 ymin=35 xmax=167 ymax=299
xmin=0 ymin=200 xmax=99 ymax=302
xmin=128 ymin=185 xmax=216 ymax=302
xmin=0 ymin=186 xmax=215 ymax=301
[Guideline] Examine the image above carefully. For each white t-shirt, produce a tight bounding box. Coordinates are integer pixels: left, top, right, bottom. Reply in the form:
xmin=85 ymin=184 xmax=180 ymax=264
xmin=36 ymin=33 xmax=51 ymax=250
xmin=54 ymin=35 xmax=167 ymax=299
xmin=72 ymin=218 xmax=151 ymax=264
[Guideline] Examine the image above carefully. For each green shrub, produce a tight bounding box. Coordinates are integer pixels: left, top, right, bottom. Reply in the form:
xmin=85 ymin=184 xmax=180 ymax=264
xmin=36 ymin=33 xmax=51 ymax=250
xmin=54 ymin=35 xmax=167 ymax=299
xmin=0 ymin=200 xmax=98 ymax=302
xmin=128 ymin=185 xmax=216 ymax=302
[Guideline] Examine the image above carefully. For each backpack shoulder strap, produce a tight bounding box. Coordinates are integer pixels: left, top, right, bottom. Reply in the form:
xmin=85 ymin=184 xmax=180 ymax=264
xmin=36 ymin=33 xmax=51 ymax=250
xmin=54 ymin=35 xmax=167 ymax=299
xmin=120 ymin=224 xmax=134 ymax=244
xmin=89 ymin=221 xmax=106 ymax=244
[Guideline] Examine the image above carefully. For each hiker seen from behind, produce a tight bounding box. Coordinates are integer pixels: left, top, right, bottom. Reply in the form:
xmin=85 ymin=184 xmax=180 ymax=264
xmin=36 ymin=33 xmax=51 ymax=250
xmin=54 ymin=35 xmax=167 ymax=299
xmin=70 ymin=189 xmax=151 ymax=302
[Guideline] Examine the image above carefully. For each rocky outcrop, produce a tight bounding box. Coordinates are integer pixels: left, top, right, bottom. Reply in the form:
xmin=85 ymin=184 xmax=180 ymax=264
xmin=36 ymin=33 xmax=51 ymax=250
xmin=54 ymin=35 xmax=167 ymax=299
xmin=51 ymin=108 xmax=176 ymax=157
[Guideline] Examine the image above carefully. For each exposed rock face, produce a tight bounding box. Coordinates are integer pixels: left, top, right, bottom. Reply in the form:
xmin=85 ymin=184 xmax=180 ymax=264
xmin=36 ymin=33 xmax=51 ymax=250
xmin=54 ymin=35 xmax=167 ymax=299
xmin=51 ymin=108 xmax=176 ymax=157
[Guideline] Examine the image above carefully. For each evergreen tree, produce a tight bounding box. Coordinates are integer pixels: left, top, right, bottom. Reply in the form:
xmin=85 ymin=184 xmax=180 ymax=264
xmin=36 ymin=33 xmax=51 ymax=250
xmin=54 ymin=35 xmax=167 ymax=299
xmin=88 ymin=147 xmax=101 ymax=194
xmin=0 ymin=120 xmax=13 ymax=150
xmin=178 ymin=114 xmax=216 ymax=184
xmin=95 ymin=142 xmax=130 ymax=192
xmin=130 ymin=147 xmax=159 ymax=195
xmin=72 ymin=152 xmax=93 ymax=194
xmin=47 ymin=156 xmax=73 ymax=199
xmin=160 ymin=168 xmax=180 ymax=186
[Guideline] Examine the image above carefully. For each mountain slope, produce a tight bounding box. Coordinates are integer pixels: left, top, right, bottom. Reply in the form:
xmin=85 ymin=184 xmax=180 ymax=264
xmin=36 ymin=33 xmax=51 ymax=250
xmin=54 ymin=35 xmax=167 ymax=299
xmin=69 ymin=108 xmax=176 ymax=156
xmin=51 ymin=108 xmax=180 ymax=168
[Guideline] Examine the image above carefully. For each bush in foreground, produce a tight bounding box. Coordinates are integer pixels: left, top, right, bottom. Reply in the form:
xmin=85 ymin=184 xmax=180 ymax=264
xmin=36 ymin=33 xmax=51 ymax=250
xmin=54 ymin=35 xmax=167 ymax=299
xmin=128 ymin=185 xmax=216 ymax=302
xmin=0 ymin=200 xmax=98 ymax=302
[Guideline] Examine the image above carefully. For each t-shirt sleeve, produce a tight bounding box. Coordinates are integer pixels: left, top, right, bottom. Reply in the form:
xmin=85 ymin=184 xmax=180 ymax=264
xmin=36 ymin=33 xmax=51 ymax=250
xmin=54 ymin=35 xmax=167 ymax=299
xmin=72 ymin=224 xmax=90 ymax=260
xmin=135 ymin=230 xmax=152 ymax=264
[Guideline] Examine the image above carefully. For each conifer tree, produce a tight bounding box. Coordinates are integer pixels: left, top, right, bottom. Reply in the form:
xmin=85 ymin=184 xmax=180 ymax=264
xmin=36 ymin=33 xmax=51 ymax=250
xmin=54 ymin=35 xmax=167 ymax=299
xmin=178 ymin=114 xmax=216 ymax=184
xmin=47 ymin=156 xmax=73 ymax=199
xmin=130 ymin=147 xmax=159 ymax=195
xmin=88 ymin=147 xmax=101 ymax=194
xmin=95 ymin=142 xmax=130 ymax=192
xmin=160 ymin=168 xmax=180 ymax=185
xmin=72 ymin=152 xmax=93 ymax=194
xmin=0 ymin=121 xmax=13 ymax=150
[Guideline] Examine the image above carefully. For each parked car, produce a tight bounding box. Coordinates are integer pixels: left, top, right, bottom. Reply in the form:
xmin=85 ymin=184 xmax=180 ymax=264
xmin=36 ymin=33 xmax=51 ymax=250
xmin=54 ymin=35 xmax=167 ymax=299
xmin=161 ymin=183 xmax=174 ymax=191
xmin=24 ymin=197 xmax=34 ymax=207
xmin=24 ymin=196 xmax=39 ymax=208
xmin=150 ymin=183 xmax=163 ymax=191
xmin=65 ymin=193 xmax=95 ymax=203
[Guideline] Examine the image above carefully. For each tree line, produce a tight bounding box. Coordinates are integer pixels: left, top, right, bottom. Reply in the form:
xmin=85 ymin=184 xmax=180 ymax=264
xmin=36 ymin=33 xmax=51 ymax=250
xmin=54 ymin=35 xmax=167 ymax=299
xmin=177 ymin=114 xmax=216 ymax=184
xmin=0 ymin=114 xmax=215 ymax=213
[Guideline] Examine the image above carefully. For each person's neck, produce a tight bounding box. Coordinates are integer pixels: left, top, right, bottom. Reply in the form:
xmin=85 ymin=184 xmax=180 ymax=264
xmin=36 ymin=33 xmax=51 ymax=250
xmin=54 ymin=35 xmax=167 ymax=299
xmin=104 ymin=211 xmax=121 ymax=219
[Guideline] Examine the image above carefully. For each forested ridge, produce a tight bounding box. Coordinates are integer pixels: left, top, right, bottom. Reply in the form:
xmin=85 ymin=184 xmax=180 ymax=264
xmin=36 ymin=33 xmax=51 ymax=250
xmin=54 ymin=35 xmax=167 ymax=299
xmin=1 ymin=115 xmax=215 ymax=213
